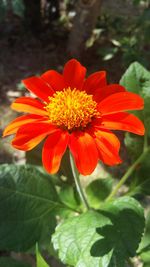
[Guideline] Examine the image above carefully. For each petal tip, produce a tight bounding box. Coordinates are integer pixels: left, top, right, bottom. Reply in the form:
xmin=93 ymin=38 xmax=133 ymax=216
xmin=22 ymin=76 xmax=34 ymax=84
xmin=2 ymin=129 xmax=8 ymax=137
xmin=138 ymin=126 xmax=145 ymax=136
xmin=117 ymin=158 xmax=123 ymax=165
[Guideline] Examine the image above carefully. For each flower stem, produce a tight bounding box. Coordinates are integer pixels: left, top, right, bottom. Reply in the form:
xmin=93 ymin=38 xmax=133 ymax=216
xmin=70 ymin=152 xmax=90 ymax=210
xmin=106 ymin=147 xmax=150 ymax=202
xmin=143 ymin=130 xmax=148 ymax=152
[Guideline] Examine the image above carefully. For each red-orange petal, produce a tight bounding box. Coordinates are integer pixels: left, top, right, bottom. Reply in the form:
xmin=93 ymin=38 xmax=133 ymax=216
xmin=11 ymin=97 xmax=48 ymax=116
xmin=69 ymin=131 xmax=98 ymax=175
xmin=93 ymin=84 xmax=125 ymax=103
xmin=3 ymin=114 xmax=45 ymax=137
xmin=98 ymin=92 xmax=144 ymax=115
xmin=83 ymin=71 xmax=107 ymax=94
xmin=93 ymin=129 xmax=122 ymax=166
xmin=101 ymin=112 xmax=145 ymax=135
xmin=22 ymin=76 xmax=54 ymax=101
xmin=63 ymin=59 xmax=86 ymax=90
xmin=41 ymin=70 xmax=65 ymax=91
xmin=12 ymin=122 xmax=57 ymax=151
xmin=42 ymin=130 xmax=69 ymax=174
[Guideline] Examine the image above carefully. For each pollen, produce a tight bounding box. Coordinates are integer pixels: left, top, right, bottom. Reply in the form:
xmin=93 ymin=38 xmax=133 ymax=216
xmin=45 ymin=87 xmax=100 ymax=130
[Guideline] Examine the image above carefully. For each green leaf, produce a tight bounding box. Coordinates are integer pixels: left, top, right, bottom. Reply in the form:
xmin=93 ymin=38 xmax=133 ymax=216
xmin=86 ymin=178 xmax=113 ymax=208
xmin=120 ymin=61 xmax=150 ymax=98
xmin=140 ymin=252 xmax=150 ymax=267
xmin=12 ymin=0 xmax=24 ymax=17
xmin=91 ymin=197 xmax=145 ymax=267
xmin=120 ymin=61 xmax=150 ymax=136
xmin=59 ymin=184 xmax=80 ymax=210
xmin=52 ymin=210 xmax=112 ymax=267
xmin=0 ymin=164 xmax=61 ymax=251
xmin=0 ymin=0 xmax=6 ymax=22
xmin=52 ymin=197 xmax=145 ymax=267
xmin=36 ymin=244 xmax=50 ymax=267
xmin=0 ymin=257 xmax=31 ymax=267
xmin=128 ymin=151 xmax=150 ymax=196
xmin=138 ymin=211 xmax=150 ymax=254
xmin=124 ymin=133 xmax=144 ymax=160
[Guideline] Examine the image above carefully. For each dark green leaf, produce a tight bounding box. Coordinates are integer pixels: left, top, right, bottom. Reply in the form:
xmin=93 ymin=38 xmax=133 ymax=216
xmin=59 ymin=184 xmax=80 ymax=210
xmin=124 ymin=133 xmax=144 ymax=160
xmin=0 ymin=164 xmax=60 ymax=251
xmin=0 ymin=0 xmax=6 ymax=22
xmin=52 ymin=197 xmax=144 ymax=267
xmin=91 ymin=197 xmax=145 ymax=267
xmin=86 ymin=178 xmax=113 ymax=208
xmin=128 ymin=151 xmax=150 ymax=196
xmin=0 ymin=257 xmax=31 ymax=267
xmin=12 ymin=0 xmax=24 ymax=17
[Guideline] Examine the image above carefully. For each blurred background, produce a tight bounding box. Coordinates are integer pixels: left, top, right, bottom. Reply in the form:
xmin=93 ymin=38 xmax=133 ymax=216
xmin=0 ymin=0 xmax=150 ymax=165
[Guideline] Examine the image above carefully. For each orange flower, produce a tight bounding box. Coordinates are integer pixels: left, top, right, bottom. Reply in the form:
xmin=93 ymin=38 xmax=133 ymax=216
xmin=3 ymin=59 xmax=145 ymax=175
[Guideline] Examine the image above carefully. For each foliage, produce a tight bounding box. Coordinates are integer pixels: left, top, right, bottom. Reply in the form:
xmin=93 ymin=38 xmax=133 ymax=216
xmin=138 ymin=211 xmax=150 ymax=267
xmin=120 ymin=62 xmax=150 ymax=135
xmin=120 ymin=62 xmax=150 ymax=198
xmin=12 ymin=0 xmax=24 ymax=17
xmin=86 ymin=178 xmax=113 ymax=208
xmin=0 ymin=0 xmax=149 ymax=71
xmin=0 ymin=164 xmax=59 ymax=251
xmin=0 ymin=0 xmax=6 ymax=22
xmin=0 ymin=257 xmax=31 ymax=267
xmin=0 ymin=0 xmax=24 ymax=21
xmin=52 ymin=197 xmax=144 ymax=267
xmin=96 ymin=2 xmax=150 ymax=68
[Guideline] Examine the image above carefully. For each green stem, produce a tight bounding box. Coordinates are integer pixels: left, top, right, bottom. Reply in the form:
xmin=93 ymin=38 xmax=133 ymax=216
xmin=106 ymin=147 xmax=150 ymax=202
xmin=143 ymin=113 xmax=148 ymax=152
xmin=70 ymin=152 xmax=90 ymax=210
xmin=143 ymin=130 xmax=148 ymax=152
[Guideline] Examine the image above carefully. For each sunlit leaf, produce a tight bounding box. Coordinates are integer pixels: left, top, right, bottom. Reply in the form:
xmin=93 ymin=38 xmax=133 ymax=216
xmin=120 ymin=61 xmax=150 ymax=135
xmin=52 ymin=197 xmax=144 ymax=267
xmin=36 ymin=244 xmax=50 ymax=267
xmin=138 ymin=211 xmax=150 ymax=254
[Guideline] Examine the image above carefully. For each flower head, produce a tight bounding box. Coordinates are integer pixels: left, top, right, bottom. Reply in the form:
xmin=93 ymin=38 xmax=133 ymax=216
xmin=3 ymin=59 xmax=145 ymax=175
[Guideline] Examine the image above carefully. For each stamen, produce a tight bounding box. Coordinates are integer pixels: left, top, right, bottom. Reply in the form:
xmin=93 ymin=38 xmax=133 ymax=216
xmin=45 ymin=87 xmax=100 ymax=130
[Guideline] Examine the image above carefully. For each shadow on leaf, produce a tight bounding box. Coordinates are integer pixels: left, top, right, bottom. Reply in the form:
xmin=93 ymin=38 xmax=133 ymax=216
xmin=91 ymin=208 xmax=143 ymax=263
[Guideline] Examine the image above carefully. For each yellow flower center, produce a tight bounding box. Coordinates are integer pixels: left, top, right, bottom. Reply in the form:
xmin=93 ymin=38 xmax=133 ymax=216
xmin=45 ymin=87 xmax=99 ymax=130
